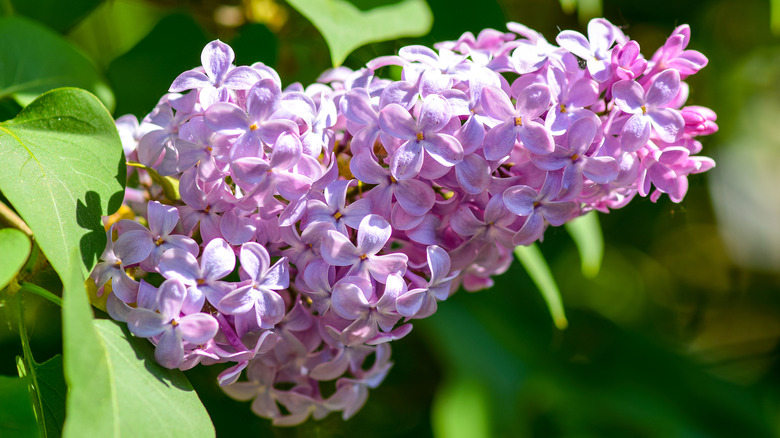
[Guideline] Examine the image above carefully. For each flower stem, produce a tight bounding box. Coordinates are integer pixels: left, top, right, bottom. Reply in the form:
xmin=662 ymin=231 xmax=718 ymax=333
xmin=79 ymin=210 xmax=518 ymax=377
xmin=16 ymin=292 xmax=46 ymax=437
xmin=20 ymin=282 xmax=63 ymax=307
xmin=0 ymin=200 xmax=33 ymax=237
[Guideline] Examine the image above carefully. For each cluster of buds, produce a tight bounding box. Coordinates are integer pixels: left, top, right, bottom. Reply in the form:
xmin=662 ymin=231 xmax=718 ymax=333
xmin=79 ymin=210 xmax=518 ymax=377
xmin=91 ymin=18 xmax=716 ymax=425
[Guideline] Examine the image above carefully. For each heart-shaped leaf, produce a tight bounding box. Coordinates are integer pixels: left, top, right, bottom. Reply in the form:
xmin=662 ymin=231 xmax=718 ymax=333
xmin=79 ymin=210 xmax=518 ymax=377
xmin=61 ymin=252 xmax=215 ymax=438
xmin=0 ymin=375 xmax=38 ymax=438
xmin=284 ymin=0 xmax=433 ymax=66
xmin=0 ymin=16 xmax=114 ymax=109
xmin=0 ymin=228 xmax=30 ymax=290
xmin=0 ymin=87 xmax=126 ymax=281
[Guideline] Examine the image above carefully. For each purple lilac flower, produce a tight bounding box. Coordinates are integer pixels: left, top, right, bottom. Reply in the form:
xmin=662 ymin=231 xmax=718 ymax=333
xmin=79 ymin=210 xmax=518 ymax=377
xmin=612 ymin=69 xmax=685 ymax=151
xmin=127 ymin=278 xmax=219 ymax=369
xmin=98 ymin=19 xmax=717 ymax=425
xmin=379 ymin=94 xmax=463 ymax=180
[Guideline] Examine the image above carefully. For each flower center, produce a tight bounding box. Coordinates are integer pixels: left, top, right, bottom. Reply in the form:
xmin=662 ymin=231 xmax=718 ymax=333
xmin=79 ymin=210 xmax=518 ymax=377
xmin=416 ymin=132 xmax=424 ymax=141
xmin=559 ymin=103 xmax=567 ymax=114
xmin=249 ymin=123 xmax=259 ymax=131
xmin=641 ymin=105 xmax=647 ymax=115
xmin=333 ymin=211 xmax=343 ymax=220
xmin=360 ymin=254 xmax=368 ymax=261
xmin=514 ymin=116 xmax=523 ymax=126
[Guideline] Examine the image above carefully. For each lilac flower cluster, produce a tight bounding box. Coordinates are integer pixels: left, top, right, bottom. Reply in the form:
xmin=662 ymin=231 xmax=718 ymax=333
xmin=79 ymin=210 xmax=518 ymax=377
xmin=93 ymin=18 xmax=716 ymax=425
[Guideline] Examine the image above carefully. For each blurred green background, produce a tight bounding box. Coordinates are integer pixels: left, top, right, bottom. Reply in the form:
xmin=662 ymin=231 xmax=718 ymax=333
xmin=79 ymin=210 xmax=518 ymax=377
xmin=2 ymin=0 xmax=780 ymax=436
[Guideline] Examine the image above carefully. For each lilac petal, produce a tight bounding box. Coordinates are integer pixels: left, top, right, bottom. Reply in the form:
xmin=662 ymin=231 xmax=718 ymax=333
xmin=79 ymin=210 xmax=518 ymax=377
xmin=513 ymin=212 xmax=545 ymax=245
xmin=257 ymin=119 xmax=299 ymax=146
xmin=530 ymin=148 xmax=569 ymax=171
xmin=261 ymin=258 xmax=290 ymax=290
xmin=542 ymin=202 xmax=577 ymax=226
xmin=515 ymin=84 xmax=551 ymax=118
xmin=148 ymin=201 xmax=180 ymax=237
xmin=582 ymin=157 xmax=619 ymax=183
xmin=344 ymin=89 xmax=378 ymax=124
xmin=201 ymin=238 xmax=236 ymax=280
xmin=218 ymin=285 xmax=255 ymax=314
xmin=137 ymin=130 xmax=169 ymax=166
xmin=378 ymin=104 xmax=417 ymax=141
xmin=518 ymin=121 xmax=554 ymax=155
xmin=357 ymin=214 xmax=392 ymax=256
xmin=269 ymin=132 xmax=302 ymax=170
xmin=231 ymin=157 xmax=270 ymax=184
xmin=427 ymin=245 xmax=452 ymax=283
xmin=205 ymin=102 xmax=250 ymax=134
xmin=240 ymin=242 xmax=271 ymax=281
xmin=456 ymin=153 xmax=491 ymax=194
xmin=568 ymin=77 xmax=600 ymax=108
xmin=366 ymin=253 xmax=408 ymax=283
xmin=177 ymin=313 xmax=219 ymax=344
xmin=127 ymin=308 xmax=168 ymax=338
xmin=423 ymin=133 xmax=463 ymax=166
xmin=390 ymin=204 xmax=424 ymax=230
xmin=246 ymin=79 xmax=281 ymax=122
xmin=399 ymin=44 xmax=439 ymax=63
xmin=349 ymin=150 xmax=387 ymax=185
xmin=556 ymin=30 xmax=592 ymax=60
xmin=483 ymin=122 xmax=517 ymax=161
xmin=341 ymin=316 xmax=377 ymax=346
xmin=393 ymin=179 xmax=435 ymax=216
xmin=449 ymin=205 xmax=484 ymax=236
xmin=646 ymin=69 xmax=681 ymax=107
xmin=255 ymin=290 xmax=286 ymax=328
xmin=612 ymin=80 xmax=645 ymax=113
xmin=158 ymin=278 xmax=186 ymax=319
xmin=419 ymin=95 xmax=452 ymax=133
xmin=332 ymin=277 xmax=372 ymax=319
xmin=396 ymin=288 xmax=426 ymax=318
xmin=310 ymin=349 xmax=349 ymax=381
xmin=220 ymin=210 xmax=256 ymax=246
xmin=567 ymin=117 xmax=598 ymax=155
xmin=155 ymin=327 xmax=184 ymax=369
xmin=169 ymin=70 xmax=211 ymax=92
xmin=620 ymin=114 xmax=651 ymax=152
xmin=379 ymin=80 xmax=418 ymax=109
xmin=480 ymin=86 xmax=515 ymax=121
xmin=111 ymin=273 xmax=140 ymax=303
xmin=588 ymin=18 xmax=615 ymax=52
xmin=223 ymin=66 xmax=262 ymax=89
xmin=114 ymin=230 xmax=153 ymax=265
xmin=136 ymin=280 xmax=158 ymax=311
xmin=202 ymin=40 xmax=234 ymax=82
xmin=649 ymin=108 xmax=684 ymax=143
xmin=322 ymin=230 xmax=360 ymax=266
xmin=503 ymin=185 xmax=537 ymax=216
xmin=390 ymin=141 xmax=424 ymax=180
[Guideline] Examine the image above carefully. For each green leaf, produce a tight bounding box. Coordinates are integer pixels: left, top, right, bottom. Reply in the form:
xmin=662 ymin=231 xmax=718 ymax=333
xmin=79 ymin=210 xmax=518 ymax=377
xmin=284 ymin=0 xmax=433 ymax=66
xmin=107 ymin=13 xmax=209 ymax=117
xmin=432 ymin=377 xmax=491 ymax=438
xmin=0 ymin=228 xmax=30 ymax=290
xmin=126 ymin=161 xmax=180 ymax=201
xmin=0 ymin=375 xmax=39 ymax=438
xmin=563 ymin=211 xmax=604 ymax=278
xmin=0 ymin=16 xmax=114 ymax=109
xmin=33 ymin=356 xmax=67 ymax=438
xmin=62 ymin=251 xmax=215 ymax=438
xmin=9 ymin=0 xmax=102 ymax=33
xmin=0 ymin=87 xmax=125 ymax=281
xmin=773 ymin=0 xmax=780 ymax=35
xmin=514 ymin=244 xmax=568 ymax=330
xmin=67 ymin=0 xmax=167 ymax=68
